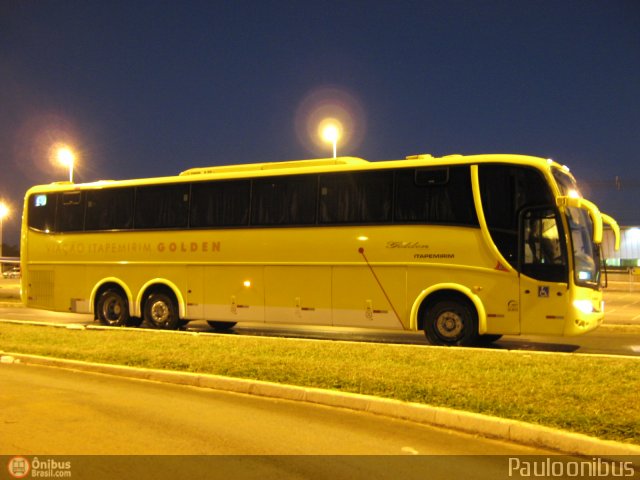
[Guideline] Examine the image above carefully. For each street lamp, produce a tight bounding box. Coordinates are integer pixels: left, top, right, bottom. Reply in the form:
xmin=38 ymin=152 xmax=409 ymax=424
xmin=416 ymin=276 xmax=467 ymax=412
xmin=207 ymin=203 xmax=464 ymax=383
xmin=0 ymin=202 xmax=8 ymax=266
xmin=321 ymin=122 xmax=341 ymax=159
xmin=57 ymin=146 xmax=75 ymax=182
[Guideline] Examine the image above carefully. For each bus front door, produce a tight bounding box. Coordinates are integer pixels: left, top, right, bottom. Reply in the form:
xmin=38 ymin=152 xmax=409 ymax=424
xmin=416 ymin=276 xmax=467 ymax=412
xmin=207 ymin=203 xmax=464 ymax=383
xmin=518 ymin=207 xmax=570 ymax=335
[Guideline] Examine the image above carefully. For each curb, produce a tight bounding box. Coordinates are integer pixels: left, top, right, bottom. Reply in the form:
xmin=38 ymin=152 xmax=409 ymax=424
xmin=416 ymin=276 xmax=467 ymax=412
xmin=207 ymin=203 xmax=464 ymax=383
xmin=2 ymin=352 xmax=639 ymax=459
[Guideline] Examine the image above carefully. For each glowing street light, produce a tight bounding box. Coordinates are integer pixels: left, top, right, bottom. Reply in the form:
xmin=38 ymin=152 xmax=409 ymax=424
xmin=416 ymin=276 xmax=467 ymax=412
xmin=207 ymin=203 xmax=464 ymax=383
xmin=0 ymin=201 xmax=8 ymax=260
xmin=321 ymin=122 xmax=340 ymax=159
xmin=57 ymin=146 xmax=75 ymax=182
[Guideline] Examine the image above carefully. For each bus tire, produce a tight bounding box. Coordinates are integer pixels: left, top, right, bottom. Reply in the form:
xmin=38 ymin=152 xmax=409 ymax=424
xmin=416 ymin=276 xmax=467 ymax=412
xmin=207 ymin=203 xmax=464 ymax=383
xmin=207 ymin=321 xmax=237 ymax=331
xmin=143 ymin=292 xmax=180 ymax=330
xmin=96 ymin=289 xmax=130 ymax=327
xmin=423 ymin=298 xmax=478 ymax=347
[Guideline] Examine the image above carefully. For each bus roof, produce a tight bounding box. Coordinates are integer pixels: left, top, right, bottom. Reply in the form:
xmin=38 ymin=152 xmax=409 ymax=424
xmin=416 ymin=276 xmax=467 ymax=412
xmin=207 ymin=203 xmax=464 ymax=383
xmin=25 ymin=153 xmax=570 ymax=194
xmin=178 ymin=156 xmax=369 ymax=176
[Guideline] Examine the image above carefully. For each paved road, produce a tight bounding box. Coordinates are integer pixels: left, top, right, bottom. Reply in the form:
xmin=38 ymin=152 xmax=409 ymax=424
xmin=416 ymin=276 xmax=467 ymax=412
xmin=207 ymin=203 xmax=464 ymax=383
xmin=1 ymin=363 xmax=560 ymax=479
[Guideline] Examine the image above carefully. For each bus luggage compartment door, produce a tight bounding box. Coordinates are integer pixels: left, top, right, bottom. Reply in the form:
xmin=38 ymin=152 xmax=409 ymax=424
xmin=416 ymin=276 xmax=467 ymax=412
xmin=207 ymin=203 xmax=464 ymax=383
xmin=264 ymin=266 xmax=332 ymax=325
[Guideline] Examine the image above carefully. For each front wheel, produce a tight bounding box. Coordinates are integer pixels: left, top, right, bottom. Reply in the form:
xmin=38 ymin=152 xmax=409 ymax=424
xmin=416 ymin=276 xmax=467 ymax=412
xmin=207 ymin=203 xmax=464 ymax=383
xmin=143 ymin=292 xmax=180 ymax=330
xmin=423 ymin=299 xmax=478 ymax=347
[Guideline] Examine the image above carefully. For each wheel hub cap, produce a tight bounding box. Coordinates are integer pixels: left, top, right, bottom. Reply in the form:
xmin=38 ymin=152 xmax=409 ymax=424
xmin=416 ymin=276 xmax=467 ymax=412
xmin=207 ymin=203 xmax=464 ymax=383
xmin=150 ymin=301 xmax=169 ymax=323
xmin=436 ymin=312 xmax=463 ymax=339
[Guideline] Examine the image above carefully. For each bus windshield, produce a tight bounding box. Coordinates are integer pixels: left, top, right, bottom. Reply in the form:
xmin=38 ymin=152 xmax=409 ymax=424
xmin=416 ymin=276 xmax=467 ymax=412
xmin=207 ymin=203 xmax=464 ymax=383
xmin=552 ymin=168 xmax=600 ymax=287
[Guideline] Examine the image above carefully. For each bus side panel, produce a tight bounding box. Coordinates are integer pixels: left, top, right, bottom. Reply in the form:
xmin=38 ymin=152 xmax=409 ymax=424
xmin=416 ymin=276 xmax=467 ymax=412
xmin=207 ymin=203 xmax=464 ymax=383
xmin=407 ymin=266 xmax=521 ymax=335
xmin=519 ymin=274 xmax=569 ymax=335
xmin=264 ymin=266 xmax=332 ymax=325
xmin=25 ymin=265 xmax=90 ymax=313
xmin=24 ymin=267 xmax=55 ymax=310
xmin=56 ymin=265 xmax=90 ymax=313
xmin=186 ymin=266 xmax=204 ymax=319
xmin=332 ymin=266 xmax=407 ymax=329
xmin=202 ymin=266 xmax=265 ymax=322
xmin=473 ymin=271 xmax=520 ymax=335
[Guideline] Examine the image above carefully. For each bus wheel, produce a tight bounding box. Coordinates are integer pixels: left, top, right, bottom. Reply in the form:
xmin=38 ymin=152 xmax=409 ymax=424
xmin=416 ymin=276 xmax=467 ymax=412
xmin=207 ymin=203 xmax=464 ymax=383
xmin=97 ymin=290 xmax=130 ymax=327
xmin=207 ymin=321 xmax=237 ymax=331
xmin=423 ymin=299 xmax=478 ymax=347
xmin=144 ymin=292 xmax=179 ymax=330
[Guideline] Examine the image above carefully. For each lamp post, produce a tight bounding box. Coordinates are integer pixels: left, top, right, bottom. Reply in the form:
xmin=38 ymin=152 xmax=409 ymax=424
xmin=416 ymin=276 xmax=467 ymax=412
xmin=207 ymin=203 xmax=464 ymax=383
xmin=0 ymin=202 xmax=8 ymax=271
xmin=321 ymin=124 xmax=340 ymax=159
xmin=57 ymin=146 xmax=75 ymax=182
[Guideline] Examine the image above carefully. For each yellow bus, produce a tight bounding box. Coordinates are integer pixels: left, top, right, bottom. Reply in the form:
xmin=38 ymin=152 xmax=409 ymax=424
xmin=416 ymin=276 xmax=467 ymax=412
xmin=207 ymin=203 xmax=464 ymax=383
xmin=20 ymin=153 xmax=620 ymax=346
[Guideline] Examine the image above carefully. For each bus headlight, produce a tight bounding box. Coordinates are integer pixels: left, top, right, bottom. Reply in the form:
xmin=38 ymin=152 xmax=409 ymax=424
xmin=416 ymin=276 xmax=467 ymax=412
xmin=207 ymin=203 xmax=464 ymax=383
xmin=573 ymin=299 xmax=595 ymax=314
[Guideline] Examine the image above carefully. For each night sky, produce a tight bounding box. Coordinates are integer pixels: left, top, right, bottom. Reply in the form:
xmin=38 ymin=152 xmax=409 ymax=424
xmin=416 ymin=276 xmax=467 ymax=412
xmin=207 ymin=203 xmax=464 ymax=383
xmin=1 ymin=0 xmax=638 ymax=247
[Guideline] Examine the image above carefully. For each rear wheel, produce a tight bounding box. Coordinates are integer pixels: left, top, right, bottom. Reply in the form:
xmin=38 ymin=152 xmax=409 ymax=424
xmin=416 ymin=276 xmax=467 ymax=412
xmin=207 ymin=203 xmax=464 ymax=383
xmin=423 ymin=298 xmax=478 ymax=347
xmin=96 ymin=290 xmax=130 ymax=327
xmin=143 ymin=292 xmax=180 ymax=330
xmin=207 ymin=321 xmax=237 ymax=331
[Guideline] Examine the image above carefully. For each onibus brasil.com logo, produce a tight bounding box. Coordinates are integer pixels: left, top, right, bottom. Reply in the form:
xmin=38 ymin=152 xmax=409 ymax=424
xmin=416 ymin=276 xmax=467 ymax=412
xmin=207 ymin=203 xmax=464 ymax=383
xmin=7 ymin=456 xmax=72 ymax=478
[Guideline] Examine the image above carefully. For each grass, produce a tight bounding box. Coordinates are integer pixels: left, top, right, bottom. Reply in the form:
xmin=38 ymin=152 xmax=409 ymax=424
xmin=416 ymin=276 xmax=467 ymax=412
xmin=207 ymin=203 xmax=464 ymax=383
xmin=1 ymin=322 xmax=639 ymax=444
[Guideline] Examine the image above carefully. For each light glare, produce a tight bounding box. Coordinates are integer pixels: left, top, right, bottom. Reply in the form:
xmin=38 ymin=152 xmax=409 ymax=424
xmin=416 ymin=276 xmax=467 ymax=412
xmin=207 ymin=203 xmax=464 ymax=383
xmin=573 ymin=299 xmax=594 ymax=314
xmin=57 ymin=147 xmax=75 ymax=167
xmin=0 ymin=202 xmax=9 ymax=220
xmin=568 ymin=189 xmax=581 ymax=199
xmin=322 ymin=124 xmax=339 ymax=143
xmin=294 ymin=86 xmax=366 ymax=156
xmin=55 ymin=145 xmax=76 ymax=182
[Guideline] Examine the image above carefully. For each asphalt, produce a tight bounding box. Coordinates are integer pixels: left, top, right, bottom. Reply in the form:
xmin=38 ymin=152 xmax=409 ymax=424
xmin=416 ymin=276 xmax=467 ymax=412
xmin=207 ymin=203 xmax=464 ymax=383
xmin=1 ymin=348 xmax=639 ymax=459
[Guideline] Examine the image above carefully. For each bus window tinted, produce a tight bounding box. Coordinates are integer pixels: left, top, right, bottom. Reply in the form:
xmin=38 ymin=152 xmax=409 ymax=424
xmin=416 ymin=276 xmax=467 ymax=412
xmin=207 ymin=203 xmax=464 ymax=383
xmin=395 ymin=167 xmax=478 ymax=225
xmin=190 ymin=180 xmax=250 ymax=227
xmin=319 ymin=171 xmax=393 ymax=224
xmin=56 ymin=191 xmax=85 ymax=232
xmin=28 ymin=193 xmax=57 ymax=232
xmin=85 ymin=188 xmax=134 ymax=231
xmin=479 ymin=165 xmax=555 ymax=264
xmin=251 ymin=175 xmax=317 ymax=226
xmin=135 ymin=184 xmax=190 ymax=229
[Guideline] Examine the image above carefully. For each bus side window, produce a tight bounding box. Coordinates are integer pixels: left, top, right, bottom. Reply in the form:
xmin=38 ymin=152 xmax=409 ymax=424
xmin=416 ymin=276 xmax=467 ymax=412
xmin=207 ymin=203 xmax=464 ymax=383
xmin=190 ymin=180 xmax=250 ymax=228
xmin=57 ymin=191 xmax=85 ymax=232
xmin=28 ymin=193 xmax=58 ymax=232
xmin=394 ymin=167 xmax=478 ymax=225
xmin=251 ymin=175 xmax=317 ymax=226
xmin=479 ymin=165 xmax=555 ymax=266
xmin=85 ymin=188 xmax=134 ymax=231
xmin=319 ymin=171 xmax=392 ymax=224
xmin=135 ymin=184 xmax=189 ymax=229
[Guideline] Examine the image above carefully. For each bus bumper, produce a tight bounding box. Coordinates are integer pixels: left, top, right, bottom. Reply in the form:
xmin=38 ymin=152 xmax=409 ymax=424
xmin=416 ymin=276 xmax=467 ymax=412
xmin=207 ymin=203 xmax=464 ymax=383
xmin=563 ymin=298 xmax=605 ymax=336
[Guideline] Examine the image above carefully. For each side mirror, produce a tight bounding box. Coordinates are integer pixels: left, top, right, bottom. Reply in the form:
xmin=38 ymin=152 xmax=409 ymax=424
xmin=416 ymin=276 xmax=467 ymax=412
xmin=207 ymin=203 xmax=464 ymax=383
xmin=601 ymin=213 xmax=620 ymax=251
xmin=556 ymin=196 xmax=603 ymax=244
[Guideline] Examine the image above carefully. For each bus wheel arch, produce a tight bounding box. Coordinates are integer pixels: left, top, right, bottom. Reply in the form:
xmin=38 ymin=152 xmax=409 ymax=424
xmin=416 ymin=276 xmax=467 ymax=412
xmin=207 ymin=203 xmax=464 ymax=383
xmin=139 ymin=281 xmax=184 ymax=330
xmin=92 ymin=280 xmax=134 ymax=327
xmin=413 ymin=284 xmax=487 ymax=347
